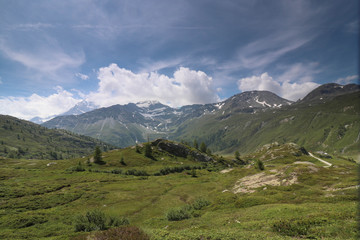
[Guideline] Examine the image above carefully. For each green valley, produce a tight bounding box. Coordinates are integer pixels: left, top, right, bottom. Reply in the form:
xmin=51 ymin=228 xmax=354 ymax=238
xmin=0 ymin=140 xmax=358 ymax=239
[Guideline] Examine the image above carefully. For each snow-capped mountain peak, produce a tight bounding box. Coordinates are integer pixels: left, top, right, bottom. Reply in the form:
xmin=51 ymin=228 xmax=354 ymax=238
xmin=61 ymin=100 xmax=99 ymax=116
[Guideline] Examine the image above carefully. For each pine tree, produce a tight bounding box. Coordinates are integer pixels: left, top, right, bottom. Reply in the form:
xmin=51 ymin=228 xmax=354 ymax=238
xmin=200 ymin=142 xmax=207 ymax=153
xmin=144 ymin=143 xmax=152 ymax=158
xmin=193 ymin=139 xmax=199 ymax=149
xmin=235 ymin=151 xmax=240 ymax=160
xmin=120 ymin=156 xmax=126 ymax=165
xmin=256 ymin=160 xmax=264 ymax=171
xmin=94 ymin=146 xmax=103 ymax=164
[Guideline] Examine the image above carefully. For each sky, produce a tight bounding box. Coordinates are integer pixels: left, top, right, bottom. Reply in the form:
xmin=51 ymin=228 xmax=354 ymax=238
xmin=0 ymin=0 xmax=358 ymax=120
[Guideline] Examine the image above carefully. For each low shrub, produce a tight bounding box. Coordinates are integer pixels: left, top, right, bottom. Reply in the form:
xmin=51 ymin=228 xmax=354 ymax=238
xmin=166 ymin=198 xmax=210 ymax=221
xmin=166 ymin=206 xmax=191 ymax=221
xmin=68 ymin=162 xmax=86 ymax=172
xmin=93 ymin=226 xmax=150 ymax=240
xmin=272 ymin=218 xmax=327 ymax=237
xmin=192 ymin=198 xmax=210 ymax=210
xmin=125 ymin=169 xmax=149 ymax=176
xmin=74 ymin=210 xmax=129 ymax=232
xmin=111 ymin=169 xmax=122 ymax=174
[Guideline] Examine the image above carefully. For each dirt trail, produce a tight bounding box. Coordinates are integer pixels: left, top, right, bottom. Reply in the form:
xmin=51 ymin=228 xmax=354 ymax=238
xmin=308 ymin=152 xmax=332 ymax=167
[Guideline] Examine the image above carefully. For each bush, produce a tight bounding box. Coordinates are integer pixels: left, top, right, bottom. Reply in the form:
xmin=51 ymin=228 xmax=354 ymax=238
xmin=75 ymin=210 xmax=106 ymax=232
xmin=93 ymin=226 xmax=150 ymax=240
xmin=192 ymin=198 xmax=210 ymax=210
xmin=111 ymin=169 xmax=122 ymax=174
xmin=124 ymin=169 xmax=149 ymax=176
xmin=120 ymin=156 xmax=126 ymax=165
xmin=68 ymin=162 xmax=85 ymax=172
xmin=166 ymin=207 xmax=191 ymax=221
xmin=107 ymin=216 xmax=129 ymax=227
xmin=272 ymin=218 xmax=327 ymax=237
xmin=74 ymin=210 xmax=129 ymax=232
xmin=256 ymin=159 xmax=264 ymax=170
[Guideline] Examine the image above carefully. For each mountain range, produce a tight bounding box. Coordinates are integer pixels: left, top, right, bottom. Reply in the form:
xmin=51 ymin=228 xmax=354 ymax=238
xmin=42 ymin=83 xmax=360 ymax=155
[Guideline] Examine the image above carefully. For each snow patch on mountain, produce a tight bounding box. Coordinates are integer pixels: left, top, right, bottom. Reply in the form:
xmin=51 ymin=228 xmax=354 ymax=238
xmin=254 ymin=96 xmax=271 ymax=107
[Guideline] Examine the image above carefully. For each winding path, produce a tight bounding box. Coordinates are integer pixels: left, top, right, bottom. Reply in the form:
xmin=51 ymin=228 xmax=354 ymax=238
xmin=308 ymin=152 xmax=332 ymax=167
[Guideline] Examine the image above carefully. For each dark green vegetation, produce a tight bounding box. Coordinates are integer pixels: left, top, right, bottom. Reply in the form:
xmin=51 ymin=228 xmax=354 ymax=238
xmin=0 ymin=140 xmax=358 ymax=239
xmin=74 ymin=209 xmax=129 ymax=232
xmin=0 ymin=115 xmax=113 ymax=159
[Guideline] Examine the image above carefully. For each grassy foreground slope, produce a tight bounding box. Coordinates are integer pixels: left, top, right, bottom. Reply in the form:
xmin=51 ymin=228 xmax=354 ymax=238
xmin=0 ymin=141 xmax=358 ymax=239
xmin=0 ymin=115 xmax=113 ymax=159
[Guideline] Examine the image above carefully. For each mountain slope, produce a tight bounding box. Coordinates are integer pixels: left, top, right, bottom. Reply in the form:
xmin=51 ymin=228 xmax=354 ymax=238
xmin=174 ymin=89 xmax=360 ymax=155
xmin=300 ymin=83 xmax=360 ymax=103
xmin=43 ymin=92 xmax=292 ymax=147
xmin=0 ymin=115 xmax=113 ymax=159
xmin=42 ymin=83 xmax=359 ymax=155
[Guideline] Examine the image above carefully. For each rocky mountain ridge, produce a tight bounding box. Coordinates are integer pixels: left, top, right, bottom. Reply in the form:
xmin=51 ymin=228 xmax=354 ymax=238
xmin=43 ymin=90 xmax=291 ymax=146
xmin=41 ymin=83 xmax=359 ymax=155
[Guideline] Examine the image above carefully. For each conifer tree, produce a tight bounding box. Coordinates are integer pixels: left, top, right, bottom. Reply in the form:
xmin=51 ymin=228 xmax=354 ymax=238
xmin=94 ymin=146 xmax=102 ymax=164
xmin=193 ymin=139 xmax=199 ymax=149
xmin=144 ymin=143 xmax=152 ymax=158
xmin=200 ymin=142 xmax=207 ymax=153
xmin=235 ymin=151 xmax=240 ymax=160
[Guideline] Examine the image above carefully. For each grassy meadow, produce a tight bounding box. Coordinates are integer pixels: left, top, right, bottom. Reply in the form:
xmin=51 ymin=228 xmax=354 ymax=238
xmin=0 ymin=142 xmax=358 ymax=239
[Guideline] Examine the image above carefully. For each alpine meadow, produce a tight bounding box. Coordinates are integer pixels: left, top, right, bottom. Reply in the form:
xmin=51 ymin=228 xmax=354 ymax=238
xmin=0 ymin=1 xmax=359 ymax=240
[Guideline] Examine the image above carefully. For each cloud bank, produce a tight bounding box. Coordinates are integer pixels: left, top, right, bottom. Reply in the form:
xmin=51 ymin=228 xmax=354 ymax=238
xmin=237 ymin=72 xmax=320 ymax=101
xmin=335 ymin=75 xmax=358 ymax=85
xmin=87 ymin=64 xmax=219 ymax=107
xmin=0 ymin=65 xmax=220 ymax=120
xmin=0 ymin=87 xmax=80 ymax=120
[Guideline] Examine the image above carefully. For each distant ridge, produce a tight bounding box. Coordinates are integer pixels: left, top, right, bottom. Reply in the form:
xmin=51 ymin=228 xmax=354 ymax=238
xmin=300 ymin=83 xmax=360 ymax=103
xmin=43 ymin=90 xmax=291 ymax=147
xmin=42 ymin=83 xmax=359 ymax=155
xmin=0 ymin=115 xmax=113 ymax=159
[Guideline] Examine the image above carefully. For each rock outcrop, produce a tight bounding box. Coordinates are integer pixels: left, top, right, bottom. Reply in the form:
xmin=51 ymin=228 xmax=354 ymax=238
xmin=151 ymin=139 xmax=214 ymax=162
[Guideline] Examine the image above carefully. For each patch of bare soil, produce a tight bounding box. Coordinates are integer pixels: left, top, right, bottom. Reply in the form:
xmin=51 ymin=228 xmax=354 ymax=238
xmin=232 ymin=169 xmax=297 ymax=194
xmin=294 ymin=161 xmax=319 ymax=172
xmin=220 ymin=168 xmax=233 ymax=174
xmin=326 ymin=185 xmax=360 ymax=192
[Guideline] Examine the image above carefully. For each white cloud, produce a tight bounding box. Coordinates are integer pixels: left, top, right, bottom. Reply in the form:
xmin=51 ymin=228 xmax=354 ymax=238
xmin=335 ymin=75 xmax=358 ymax=85
xmin=138 ymin=57 xmax=185 ymax=73
xmin=87 ymin=64 xmax=219 ymax=107
xmin=237 ymin=72 xmax=319 ymax=101
xmin=75 ymin=73 xmax=89 ymax=80
xmin=277 ymin=62 xmax=320 ymax=83
xmin=0 ymin=87 xmax=80 ymax=120
xmin=13 ymin=23 xmax=54 ymax=31
xmin=0 ymin=40 xmax=84 ymax=74
xmin=235 ymin=34 xmax=311 ymax=70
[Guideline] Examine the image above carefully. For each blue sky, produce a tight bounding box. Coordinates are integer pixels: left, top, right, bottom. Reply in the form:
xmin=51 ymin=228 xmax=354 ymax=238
xmin=0 ymin=0 xmax=358 ymax=120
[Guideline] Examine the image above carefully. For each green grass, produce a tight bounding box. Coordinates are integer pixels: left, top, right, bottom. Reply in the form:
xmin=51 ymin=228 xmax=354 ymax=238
xmin=0 ymin=142 xmax=358 ymax=239
xmin=0 ymin=115 xmax=113 ymax=160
